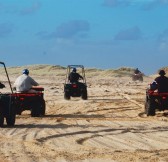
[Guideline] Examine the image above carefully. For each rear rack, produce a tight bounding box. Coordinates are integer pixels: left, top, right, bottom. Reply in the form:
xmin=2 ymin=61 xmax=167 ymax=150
xmin=147 ymin=89 xmax=168 ymax=96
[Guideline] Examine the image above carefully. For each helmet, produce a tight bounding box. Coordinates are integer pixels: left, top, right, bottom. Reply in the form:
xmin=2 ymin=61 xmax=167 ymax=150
xmin=72 ymin=68 xmax=76 ymax=72
xmin=150 ymin=81 xmax=158 ymax=90
xmin=22 ymin=69 xmax=29 ymax=75
xmin=159 ymin=70 xmax=166 ymax=76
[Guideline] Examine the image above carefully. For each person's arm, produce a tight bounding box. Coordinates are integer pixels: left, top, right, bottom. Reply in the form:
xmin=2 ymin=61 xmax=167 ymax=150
xmin=79 ymin=74 xmax=83 ymax=80
xmin=29 ymin=77 xmax=39 ymax=86
xmin=154 ymin=77 xmax=158 ymax=83
xmin=13 ymin=77 xmax=19 ymax=90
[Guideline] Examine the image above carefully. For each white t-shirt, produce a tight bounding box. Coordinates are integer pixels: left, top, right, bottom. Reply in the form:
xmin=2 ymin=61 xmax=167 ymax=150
xmin=14 ymin=74 xmax=39 ymax=92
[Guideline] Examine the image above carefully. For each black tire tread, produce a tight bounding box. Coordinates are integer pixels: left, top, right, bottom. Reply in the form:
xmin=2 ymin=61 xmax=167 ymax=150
xmin=145 ymin=99 xmax=156 ymax=116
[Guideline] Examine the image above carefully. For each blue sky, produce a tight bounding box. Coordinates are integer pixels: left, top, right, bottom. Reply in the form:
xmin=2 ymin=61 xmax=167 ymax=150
xmin=0 ymin=0 xmax=168 ymax=74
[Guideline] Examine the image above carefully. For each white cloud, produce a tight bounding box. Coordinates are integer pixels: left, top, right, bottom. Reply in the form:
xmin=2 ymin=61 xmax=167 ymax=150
xmin=36 ymin=20 xmax=90 ymax=40
xmin=114 ymin=26 xmax=142 ymax=40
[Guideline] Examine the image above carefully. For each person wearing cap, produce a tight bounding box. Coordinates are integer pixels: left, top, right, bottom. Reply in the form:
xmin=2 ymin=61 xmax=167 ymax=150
xmin=13 ymin=69 xmax=39 ymax=93
xmin=134 ymin=68 xmax=141 ymax=74
xmin=68 ymin=68 xmax=83 ymax=83
xmin=154 ymin=70 xmax=168 ymax=93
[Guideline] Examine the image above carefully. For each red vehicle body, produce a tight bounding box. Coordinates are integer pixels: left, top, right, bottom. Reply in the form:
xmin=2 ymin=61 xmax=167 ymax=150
xmin=13 ymin=87 xmax=45 ymax=117
xmin=145 ymin=88 xmax=168 ymax=116
xmin=0 ymin=62 xmax=46 ymax=127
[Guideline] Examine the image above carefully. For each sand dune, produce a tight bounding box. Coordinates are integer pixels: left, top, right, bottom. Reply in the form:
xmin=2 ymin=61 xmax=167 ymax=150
xmin=0 ymin=65 xmax=168 ymax=162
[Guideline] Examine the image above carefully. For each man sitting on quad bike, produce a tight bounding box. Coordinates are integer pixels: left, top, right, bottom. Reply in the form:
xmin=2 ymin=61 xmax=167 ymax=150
xmin=13 ymin=69 xmax=45 ymax=117
xmin=132 ymin=68 xmax=143 ymax=81
xmin=68 ymin=68 xmax=83 ymax=83
xmin=145 ymin=69 xmax=168 ymax=116
xmin=154 ymin=70 xmax=168 ymax=93
xmin=134 ymin=68 xmax=141 ymax=75
xmin=13 ymin=69 xmax=39 ymax=93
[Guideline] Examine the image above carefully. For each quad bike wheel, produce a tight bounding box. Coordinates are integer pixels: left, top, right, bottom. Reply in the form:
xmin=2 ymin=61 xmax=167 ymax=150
xmin=0 ymin=113 xmax=4 ymax=127
xmin=6 ymin=111 xmax=16 ymax=126
xmin=40 ymin=99 xmax=46 ymax=116
xmin=145 ymin=99 xmax=155 ymax=116
xmin=81 ymin=90 xmax=88 ymax=100
xmin=139 ymin=76 xmax=143 ymax=82
xmin=132 ymin=76 xmax=136 ymax=81
xmin=6 ymin=103 xmax=16 ymax=126
xmin=31 ymin=102 xmax=40 ymax=117
xmin=64 ymin=91 xmax=70 ymax=100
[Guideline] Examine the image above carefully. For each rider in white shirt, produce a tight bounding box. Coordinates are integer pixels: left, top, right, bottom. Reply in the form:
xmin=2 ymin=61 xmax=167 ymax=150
xmin=13 ymin=69 xmax=39 ymax=93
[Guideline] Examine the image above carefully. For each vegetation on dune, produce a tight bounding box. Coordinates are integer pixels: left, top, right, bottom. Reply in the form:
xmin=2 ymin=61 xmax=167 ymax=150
xmin=0 ymin=65 xmax=66 ymax=76
xmin=0 ymin=64 xmax=153 ymax=77
xmin=101 ymin=67 xmax=135 ymax=77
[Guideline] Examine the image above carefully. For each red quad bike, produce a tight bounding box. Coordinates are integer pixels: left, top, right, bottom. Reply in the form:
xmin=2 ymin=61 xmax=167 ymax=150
xmin=145 ymin=88 xmax=168 ymax=116
xmin=132 ymin=73 xmax=143 ymax=82
xmin=64 ymin=65 xmax=88 ymax=100
xmin=14 ymin=87 xmax=46 ymax=117
xmin=0 ymin=62 xmax=17 ymax=127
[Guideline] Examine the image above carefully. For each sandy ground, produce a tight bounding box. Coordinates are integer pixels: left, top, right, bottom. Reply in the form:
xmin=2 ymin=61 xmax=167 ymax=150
xmin=0 ymin=74 xmax=168 ymax=162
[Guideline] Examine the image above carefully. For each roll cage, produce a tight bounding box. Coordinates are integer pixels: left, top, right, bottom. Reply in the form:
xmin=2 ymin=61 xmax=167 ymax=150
xmin=65 ymin=65 xmax=86 ymax=84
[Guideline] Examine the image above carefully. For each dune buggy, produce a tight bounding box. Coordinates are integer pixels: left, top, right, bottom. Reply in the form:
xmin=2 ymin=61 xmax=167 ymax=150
xmin=14 ymin=87 xmax=45 ymax=117
xmin=0 ymin=62 xmax=17 ymax=127
xmin=64 ymin=65 xmax=87 ymax=100
xmin=145 ymin=88 xmax=168 ymax=116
